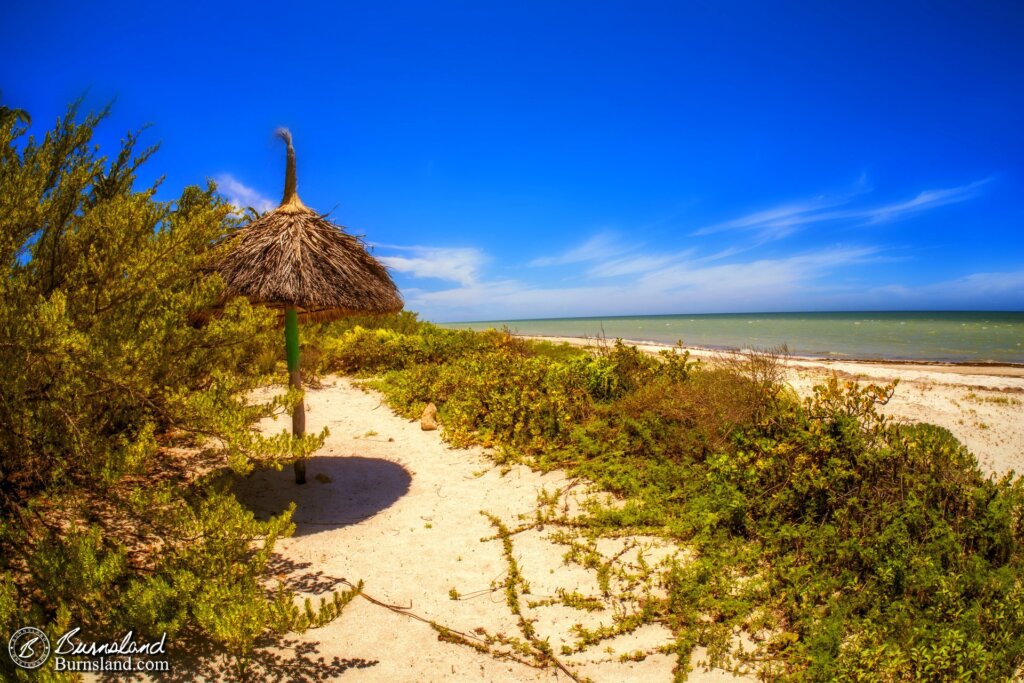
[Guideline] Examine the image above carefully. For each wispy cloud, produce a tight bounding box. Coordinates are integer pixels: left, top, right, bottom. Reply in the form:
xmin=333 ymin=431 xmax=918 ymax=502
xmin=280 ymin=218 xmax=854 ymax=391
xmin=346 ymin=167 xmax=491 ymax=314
xmin=854 ymin=179 xmax=992 ymax=224
xmin=585 ymin=251 xmax=692 ymax=278
xmin=636 ymin=246 xmax=879 ymax=293
xmin=693 ymin=199 xmax=843 ymax=239
xmin=214 ymin=174 xmax=276 ymax=213
xmin=377 ymin=245 xmax=486 ymax=286
xmin=403 ymin=245 xmax=883 ymax=321
xmin=529 ymin=233 xmax=627 ymax=267
xmin=693 ymin=177 xmax=992 ymax=239
xmin=377 ymin=173 xmax=1007 ymax=321
xmin=530 ymin=232 xmax=688 ymax=277
xmin=406 ymin=257 xmax=1024 ymax=322
xmin=862 ymin=269 xmax=1024 ymax=308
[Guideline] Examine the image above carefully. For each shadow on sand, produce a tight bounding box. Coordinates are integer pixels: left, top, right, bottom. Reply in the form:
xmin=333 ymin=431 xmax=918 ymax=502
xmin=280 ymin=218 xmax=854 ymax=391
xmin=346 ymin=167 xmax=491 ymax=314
xmin=94 ymin=457 xmax=406 ymax=681
xmin=98 ymin=635 xmax=379 ymax=682
xmin=232 ymin=455 xmax=412 ymax=536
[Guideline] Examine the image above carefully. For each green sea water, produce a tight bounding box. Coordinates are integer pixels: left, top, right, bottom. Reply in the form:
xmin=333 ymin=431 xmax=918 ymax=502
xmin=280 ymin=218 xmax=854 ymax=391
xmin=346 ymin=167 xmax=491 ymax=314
xmin=442 ymin=311 xmax=1024 ymax=364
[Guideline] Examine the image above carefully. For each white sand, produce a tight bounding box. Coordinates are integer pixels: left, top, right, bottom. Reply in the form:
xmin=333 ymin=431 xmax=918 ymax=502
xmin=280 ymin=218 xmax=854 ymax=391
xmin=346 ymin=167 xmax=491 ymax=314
xmin=228 ymin=377 xmax=744 ymax=682
xmin=206 ymin=339 xmax=1022 ymax=681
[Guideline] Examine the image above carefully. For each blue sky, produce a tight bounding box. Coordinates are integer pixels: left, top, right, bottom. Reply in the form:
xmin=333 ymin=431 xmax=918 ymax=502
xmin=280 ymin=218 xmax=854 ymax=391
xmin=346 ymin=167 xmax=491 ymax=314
xmin=3 ymin=1 xmax=1022 ymax=321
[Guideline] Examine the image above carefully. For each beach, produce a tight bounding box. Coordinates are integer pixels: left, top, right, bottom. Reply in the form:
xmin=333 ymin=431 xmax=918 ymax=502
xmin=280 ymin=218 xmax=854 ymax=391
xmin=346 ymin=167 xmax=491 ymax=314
xmin=14 ymin=6 xmax=1024 ymax=680
xmin=195 ymin=339 xmax=1024 ymax=682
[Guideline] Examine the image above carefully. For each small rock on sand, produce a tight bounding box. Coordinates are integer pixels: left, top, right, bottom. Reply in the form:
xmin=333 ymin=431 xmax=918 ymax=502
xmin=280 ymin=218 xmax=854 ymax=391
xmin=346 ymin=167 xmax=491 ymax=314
xmin=420 ymin=402 xmax=438 ymax=431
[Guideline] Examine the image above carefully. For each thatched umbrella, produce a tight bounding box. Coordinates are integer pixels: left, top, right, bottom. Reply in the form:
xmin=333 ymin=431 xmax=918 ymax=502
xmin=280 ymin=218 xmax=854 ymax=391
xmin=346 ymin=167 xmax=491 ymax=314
xmin=218 ymin=129 xmax=402 ymax=483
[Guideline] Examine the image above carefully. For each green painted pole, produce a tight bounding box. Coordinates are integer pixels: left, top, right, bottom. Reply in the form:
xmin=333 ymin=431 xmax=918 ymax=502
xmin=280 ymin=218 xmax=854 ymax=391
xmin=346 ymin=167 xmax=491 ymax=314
xmin=284 ymin=307 xmax=306 ymax=484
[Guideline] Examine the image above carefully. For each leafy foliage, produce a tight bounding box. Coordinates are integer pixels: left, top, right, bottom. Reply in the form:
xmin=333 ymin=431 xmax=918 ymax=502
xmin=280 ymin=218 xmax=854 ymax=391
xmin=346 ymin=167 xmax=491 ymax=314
xmin=0 ymin=100 xmax=341 ymax=680
xmin=322 ymin=317 xmax=1024 ymax=681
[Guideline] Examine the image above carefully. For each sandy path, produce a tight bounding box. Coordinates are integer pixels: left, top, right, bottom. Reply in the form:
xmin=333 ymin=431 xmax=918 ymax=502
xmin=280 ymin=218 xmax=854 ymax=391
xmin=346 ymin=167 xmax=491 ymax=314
xmin=218 ymin=336 xmax=1023 ymax=682
xmin=231 ymin=378 xmax=742 ymax=682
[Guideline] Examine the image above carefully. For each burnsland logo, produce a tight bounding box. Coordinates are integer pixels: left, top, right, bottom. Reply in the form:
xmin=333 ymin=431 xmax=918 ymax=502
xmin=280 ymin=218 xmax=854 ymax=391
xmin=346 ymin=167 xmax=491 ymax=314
xmin=53 ymin=627 xmax=167 ymax=657
xmin=8 ymin=627 xmax=51 ymax=670
xmin=8 ymin=626 xmax=169 ymax=673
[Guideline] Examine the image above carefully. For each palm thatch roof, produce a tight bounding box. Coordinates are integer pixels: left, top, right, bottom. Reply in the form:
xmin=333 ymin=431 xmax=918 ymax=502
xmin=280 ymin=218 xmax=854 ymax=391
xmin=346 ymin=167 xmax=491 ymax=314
xmin=216 ymin=129 xmax=402 ymax=323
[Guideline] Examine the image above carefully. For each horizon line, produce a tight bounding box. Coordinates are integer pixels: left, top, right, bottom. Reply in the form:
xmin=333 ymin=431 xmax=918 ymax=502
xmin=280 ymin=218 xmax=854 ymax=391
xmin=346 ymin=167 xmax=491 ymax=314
xmin=433 ymin=309 xmax=1024 ymax=325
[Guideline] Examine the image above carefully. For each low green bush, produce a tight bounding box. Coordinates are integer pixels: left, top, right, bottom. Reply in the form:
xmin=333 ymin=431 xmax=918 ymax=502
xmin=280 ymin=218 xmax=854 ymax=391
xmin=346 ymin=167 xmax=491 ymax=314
xmin=325 ymin=318 xmax=1024 ymax=681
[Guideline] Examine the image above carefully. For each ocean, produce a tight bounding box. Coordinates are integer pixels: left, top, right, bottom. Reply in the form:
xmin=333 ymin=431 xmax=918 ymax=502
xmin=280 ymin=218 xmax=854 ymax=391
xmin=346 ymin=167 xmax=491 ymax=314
xmin=441 ymin=311 xmax=1024 ymax=365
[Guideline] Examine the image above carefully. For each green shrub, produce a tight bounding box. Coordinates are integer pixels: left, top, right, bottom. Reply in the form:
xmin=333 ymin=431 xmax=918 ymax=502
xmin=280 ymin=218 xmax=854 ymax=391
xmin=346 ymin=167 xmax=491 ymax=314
xmin=686 ymin=376 xmax=1024 ymax=680
xmin=317 ymin=322 xmax=488 ymax=375
xmin=0 ymin=101 xmax=344 ymax=680
xmin=324 ymin=321 xmax=1024 ymax=680
xmin=375 ymin=347 xmax=593 ymax=451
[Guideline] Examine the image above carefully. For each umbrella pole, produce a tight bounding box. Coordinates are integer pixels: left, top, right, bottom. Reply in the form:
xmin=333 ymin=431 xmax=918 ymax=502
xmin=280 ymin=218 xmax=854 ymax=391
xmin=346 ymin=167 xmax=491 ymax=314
xmin=285 ymin=307 xmax=307 ymax=484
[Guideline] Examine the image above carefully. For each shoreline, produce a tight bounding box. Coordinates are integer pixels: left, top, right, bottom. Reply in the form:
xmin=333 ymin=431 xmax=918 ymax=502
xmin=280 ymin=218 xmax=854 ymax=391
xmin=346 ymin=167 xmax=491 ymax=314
xmin=441 ymin=311 xmax=1024 ymax=368
xmin=519 ymin=333 xmax=1024 ymax=379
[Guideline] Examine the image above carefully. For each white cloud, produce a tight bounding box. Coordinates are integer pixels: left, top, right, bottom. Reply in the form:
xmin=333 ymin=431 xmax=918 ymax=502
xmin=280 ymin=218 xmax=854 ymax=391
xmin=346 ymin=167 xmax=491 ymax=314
xmin=637 ymin=246 xmax=879 ymax=292
xmin=215 ymin=174 xmax=276 ymax=213
xmin=529 ymin=233 xmax=627 ymax=267
xmin=392 ymin=230 xmax=1022 ymax=321
xmin=862 ymin=269 xmax=1024 ymax=308
xmin=377 ymin=245 xmax=486 ymax=286
xmin=952 ymin=270 xmax=1024 ymax=294
xmin=585 ymin=251 xmax=692 ymax=278
xmin=529 ymin=233 xmax=689 ymax=278
xmin=693 ymin=177 xmax=992 ymax=239
xmin=368 ymin=174 xmax=1007 ymax=321
xmin=692 ymin=200 xmax=840 ymax=239
xmin=406 ymin=246 xmax=883 ymax=321
xmin=855 ymin=179 xmax=992 ymax=224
